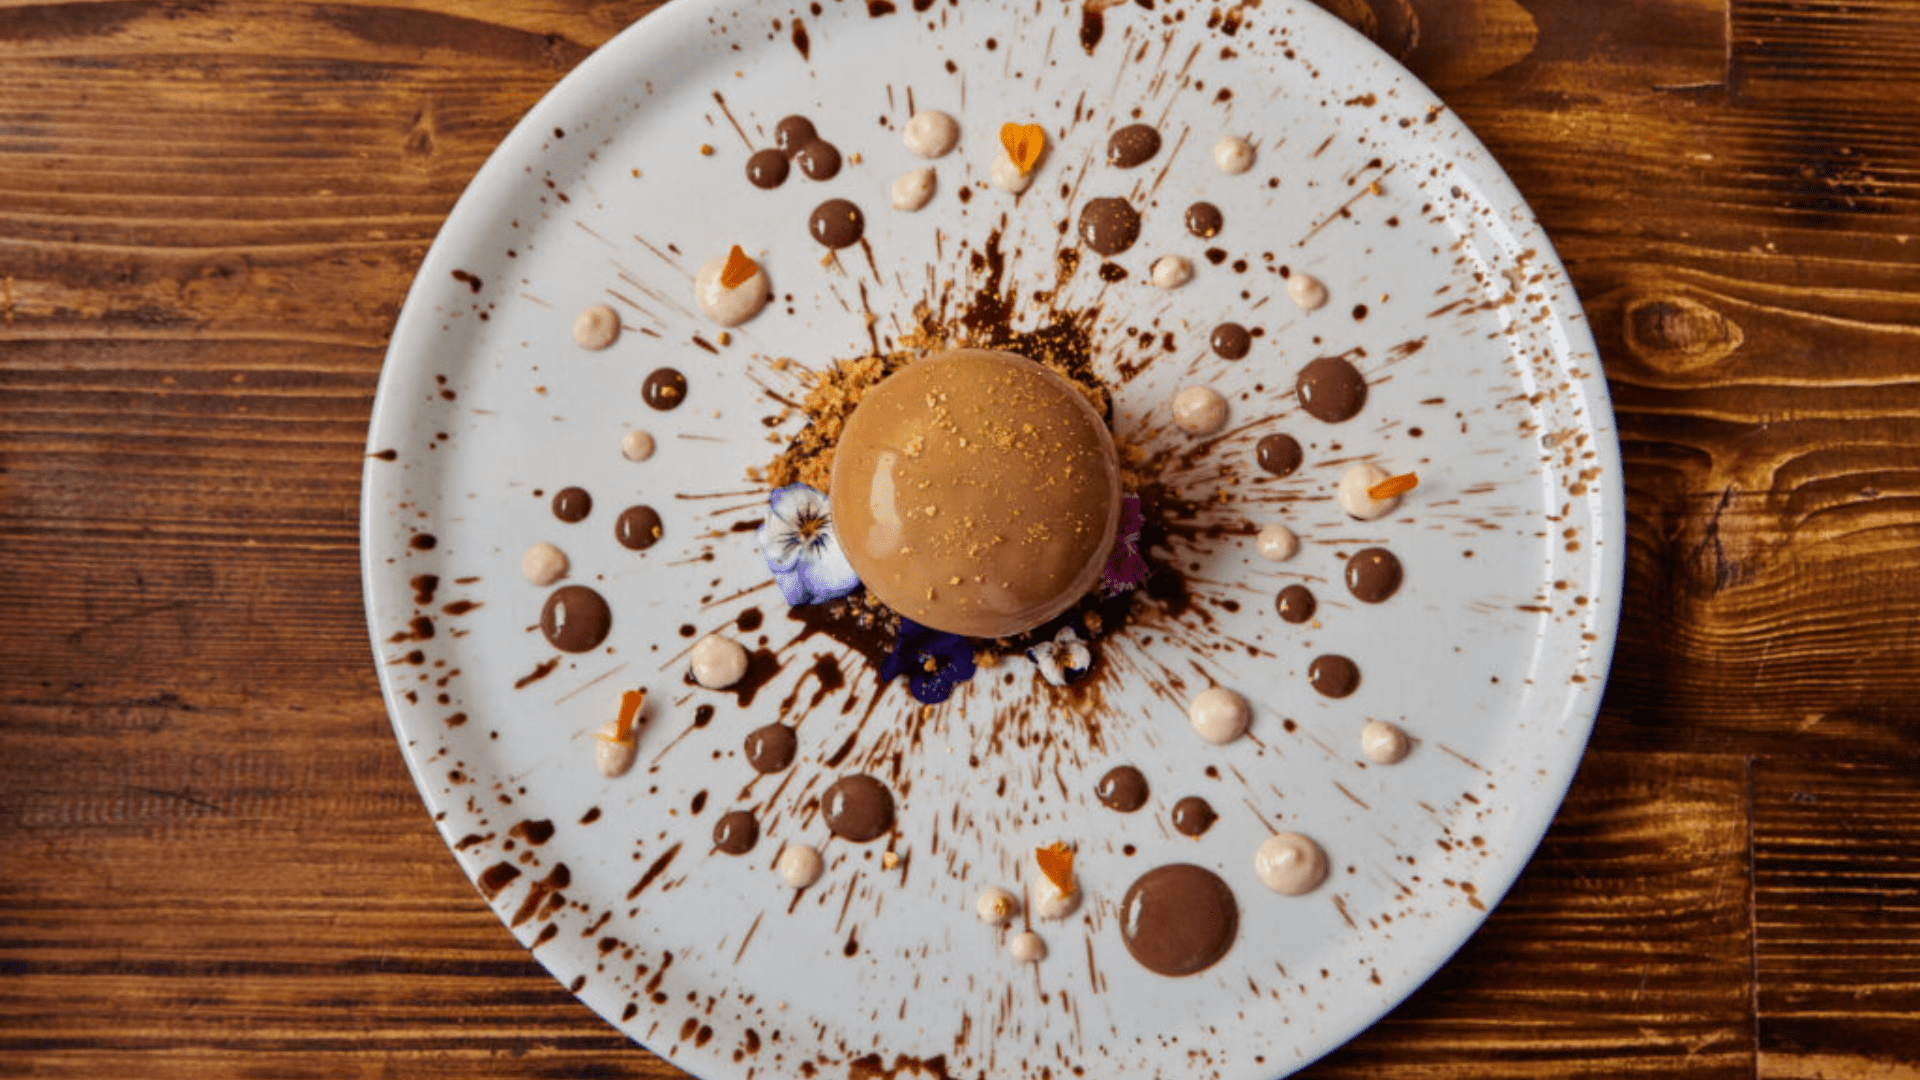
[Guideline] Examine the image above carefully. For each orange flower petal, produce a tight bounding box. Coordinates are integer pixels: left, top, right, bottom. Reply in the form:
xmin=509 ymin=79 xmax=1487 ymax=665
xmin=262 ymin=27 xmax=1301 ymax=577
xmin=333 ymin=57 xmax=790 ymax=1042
xmin=719 ymin=244 xmax=759 ymax=290
xmin=611 ymin=688 xmax=646 ymax=742
xmin=1035 ymin=842 xmax=1076 ymax=895
xmin=1367 ymin=472 xmax=1419 ymax=500
xmin=1000 ymin=123 xmax=1047 ymax=174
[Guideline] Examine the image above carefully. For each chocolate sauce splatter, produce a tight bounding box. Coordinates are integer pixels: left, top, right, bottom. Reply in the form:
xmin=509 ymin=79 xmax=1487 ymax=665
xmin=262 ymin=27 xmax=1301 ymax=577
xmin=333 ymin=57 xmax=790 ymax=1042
xmin=789 ymin=20 xmax=810 ymax=60
xmin=1120 ymin=863 xmax=1238 ymax=976
xmin=552 ymin=486 xmax=591 ymax=523
xmin=1106 ymin=124 xmax=1162 ymax=167
xmin=540 ymin=585 xmax=611 ymax=652
xmin=410 ymin=574 xmax=440 ymax=605
xmin=1096 ymin=765 xmax=1149 ymax=812
xmin=1308 ymin=654 xmax=1360 ymax=698
xmin=1297 ymin=356 xmax=1367 ymax=422
xmin=809 ymin=198 xmax=865 ymax=249
xmin=1276 ymin=584 xmax=1316 ymax=624
xmin=451 ymin=269 xmax=482 ymax=293
xmin=1171 ymin=796 xmax=1217 ymax=837
xmin=643 ymin=367 xmax=688 ymax=411
xmin=1078 ymin=197 xmax=1141 ymax=255
xmin=822 ymin=774 xmax=894 ymax=841
xmin=1346 ymin=547 xmax=1402 ymax=603
xmin=713 ymin=810 xmax=760 ymax=855
xmin=744 ymin=724 xmax=798 ymax=773
xmin=1184 ymin=202 xmax=1223 ymax=239
xmin=409 ymin=533 xmax=437 ymax=551
xmin=746 ymin=149 xmax=790 ymax=189
xmin=1210 ymin=322 xmax=1251 ymax=360
xmin=1079 ymin=1 xmax=1105 ymax=53
xmin=1255 ymin=433 xmax=1302 ymax=477
xmin=616 ymin=505 xmax=664 ymax=551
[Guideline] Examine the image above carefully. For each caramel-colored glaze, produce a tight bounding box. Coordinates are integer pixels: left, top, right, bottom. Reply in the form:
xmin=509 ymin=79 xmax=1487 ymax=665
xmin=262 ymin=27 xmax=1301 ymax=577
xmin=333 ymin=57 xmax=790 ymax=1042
xmin=828 ymin=348 xmax=1121 ymax=637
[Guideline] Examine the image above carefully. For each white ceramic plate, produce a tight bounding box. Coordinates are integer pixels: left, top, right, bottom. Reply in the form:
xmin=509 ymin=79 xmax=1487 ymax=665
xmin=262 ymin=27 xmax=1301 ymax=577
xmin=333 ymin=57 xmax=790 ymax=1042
xmin=361 ymin=1 xmax=1623 ymax=1077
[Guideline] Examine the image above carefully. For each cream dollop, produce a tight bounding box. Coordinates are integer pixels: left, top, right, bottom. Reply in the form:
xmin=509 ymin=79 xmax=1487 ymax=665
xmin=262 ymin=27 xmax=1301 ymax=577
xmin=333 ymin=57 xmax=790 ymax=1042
xmin=1213 ymin=136 xmax=1255 ymax=174
xmin=776 ymin=844 xmax=823 ymax=887
xmin=1029 ymin=876 xmax=1081 ymax=921
xmin=975 ymin=887 xmax=1020 ymax=926
xmin=690 ymin=634 xmax=750 ymax=688
xmin=620 ymin=429 xmax=655 ymax=462
xmin=521 ymin=542 xmax=568 ymax=585
xmin=693 ymin=252 xmax=770 ymax=327
xmin=1255 ymin=523 xmax=1299 ymax=562
xmin=989 ymin=152 xmax=1034 ymax=194
xmin=573 ymin=304 xmax=621 ymax=350
xmin=903 ymin=110 xmax=959 ymax=158
xmin=1188 ymin=686 xmax=1252 ymax=745
xmin=1008 ymin=931 xmax=1047 ymax=963
xmin=1172 ymin=386 xmax=1229 ymax=435
xmin=1151 ymin=255 xmax=1193 ymax=289
xmin=1255 ymin=832 xmax=1328 ymax=895
xmin=1338 ymin=463 xmax=1402 ymax=520
xmin=890 ymin=167 xmax=935 ymax=211
xmin=1361 ymin=720 xmax=1411 ymax=764
xmin=592 ymin=719 xmax=638 ymax=777
xmin=1287 ymin=272 xmax=1329 ymax=311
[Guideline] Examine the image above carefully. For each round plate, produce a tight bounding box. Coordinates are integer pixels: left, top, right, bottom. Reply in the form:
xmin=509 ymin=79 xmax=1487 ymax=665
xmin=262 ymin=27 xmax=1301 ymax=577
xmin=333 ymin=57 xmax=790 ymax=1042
xmin=360 ymin=1 xmax=1623 ymax=1078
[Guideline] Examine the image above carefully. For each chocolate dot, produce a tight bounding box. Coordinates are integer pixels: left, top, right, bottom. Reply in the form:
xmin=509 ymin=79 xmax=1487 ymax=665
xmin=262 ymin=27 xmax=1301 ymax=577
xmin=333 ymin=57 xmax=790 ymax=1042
xmin=1308 ymin=654 xmax=1360 ymax=698
xmin=1210 ymin=322 xmax=1252 ymax=360
xmin=1276 ymin=584 xmax=1316 ymax=624
xmin=746 ymin=149 xmax=789 ymax=188
xmin=713 ymin=810 xmax=759 ymax=855
xmin=1107 ymin=123 xmax=1162 ymax=167
xmin=774 ymin=115 xmax=817 ymax=154
xmin=1096 ymin=766 xmax=1149 ymax=812
xmin=743 ymin=724 xmax=797 ymax=773
xmin=808 ymin=198 xmax=865 ymax=249
xmin=1120 ymin=864 xmax=1238 ymax=976
xmin=1255 ymin=433 xmax=1302 ymax=477
xmin=616 ymin=505 xmax=664 ymax=550
xmin=1171 ymin=796 xmax=1216 ymax=837
xmin=822 ymin=774 xmax=894 ymax=841
xmin=1184 ymin=202 xmax=1223 ymax=239
xmin=1296 ymin=356 xmax=1367 ymax=422
xmin=1078 ymin=197 xmax=1141 ymax=256
xmin=642 ymin=367 xmax=688 ymax=411
xmin=540 ymin=585 xmax=611 ymax=653
xmin=795 ymin=139 xmax=841 ymax=181
xmin=552 ymin=486 xmax=591 ymax=523
xmin=1345 ymin=547 xmax=1402 ymax=603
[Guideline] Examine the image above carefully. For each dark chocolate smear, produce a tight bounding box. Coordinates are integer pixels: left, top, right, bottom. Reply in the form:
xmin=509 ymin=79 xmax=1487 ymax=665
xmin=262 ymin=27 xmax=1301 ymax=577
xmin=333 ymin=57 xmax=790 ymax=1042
xmin=552 ymin=486 xmax=591 ymax=523
xmin=1210 ymin=322 xmax=1251 ymax=361
xmin=1345 ymin=547 xmax=1402 ymax=603
xmin=744 ymin=724 xmax=798 ymax=773
xmin=1308 ymin=654 xmax=1360 ymax=698
xmin=795 ymin=139 xmax=841 ymax=181
xmin=1096 ymin=765 xmax=1149 ymax=812
xmin=746 ymin=148 xmax=790 ymax=189
xmin=1184 ymin=202 xmax=1223 ymax=239
xmin=615 ymin=505 xmax=664 ymax=551
xmin=822 ymin=773 xmax=894 ymax=842
xmin=774 ymin=115 xmax=816 ymax=155
xmin=1296 ymin=356 xmax=1367 ymax=422
xmin=1120 ymin=863 xmax=1239 ymax=976
xmin=540 ymin=585 xmax=610 ymax=653
xmin=808 ymin=198 xmax=865 ymax=249
xmin=1255 ymin=433 xmax=1302 ymax=477
xmin=713 ymin=810 xmax=759 ymax=855
xmin=1106 ymin=123 xmax=1161 ymax=167
xmin=642 ymin=367 xmax=688 ymax=411
xmin=1171 ymin=796 xmax=1217 ymax=837
xmin=1276 ymin=584 xmax=1316 ymax=624
xmin=1078 ymin=197 xmax=1141 ymax=256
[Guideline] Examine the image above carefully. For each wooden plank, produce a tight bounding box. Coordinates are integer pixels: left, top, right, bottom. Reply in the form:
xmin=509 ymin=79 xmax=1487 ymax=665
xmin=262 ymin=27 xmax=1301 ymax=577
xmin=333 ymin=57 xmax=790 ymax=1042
xmin=1752 ymin=759 xmax=1920 ymax=1080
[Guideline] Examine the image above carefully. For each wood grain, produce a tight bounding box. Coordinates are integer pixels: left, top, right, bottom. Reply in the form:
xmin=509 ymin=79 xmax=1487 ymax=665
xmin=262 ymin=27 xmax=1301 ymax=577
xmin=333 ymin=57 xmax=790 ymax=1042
xmin=5 ymin=0 xmax=1920 ymax=1076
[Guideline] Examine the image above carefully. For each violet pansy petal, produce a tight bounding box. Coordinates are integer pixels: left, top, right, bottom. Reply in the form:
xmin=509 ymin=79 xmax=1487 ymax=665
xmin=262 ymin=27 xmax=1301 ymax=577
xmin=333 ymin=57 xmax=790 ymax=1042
xmin=797 ymin=534 xmax=861 ymax=601
xmin=758 ymin=520 xmax=806 ymax=573
xmin=767 ymin=482 xmax=826 ymax=527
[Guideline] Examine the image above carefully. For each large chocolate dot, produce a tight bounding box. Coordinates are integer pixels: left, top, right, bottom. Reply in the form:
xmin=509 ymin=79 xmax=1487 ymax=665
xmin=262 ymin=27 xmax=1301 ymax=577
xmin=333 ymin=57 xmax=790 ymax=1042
xmin=540 ymin=585 xmax=611 ymax=652
xmin=1296 ymin=356 xmax=1368 ymax=422
xmin=1078 ymin=197 xmax=1141 ymax=255
xmin=1097 ymin=765 xmax=1149 ymax=812
xmin=809 ymin=198 xmax=865 ymax=249
xmin=1308 ymin=654 xmax=1360 ymax=698
xmin=822 ymin=773 xmax=894 ymax=841
xmin=1120 ymin=863 xmax=1239 ymax=976
xmin=1345 ymin=547 xmax=1402 ymax=603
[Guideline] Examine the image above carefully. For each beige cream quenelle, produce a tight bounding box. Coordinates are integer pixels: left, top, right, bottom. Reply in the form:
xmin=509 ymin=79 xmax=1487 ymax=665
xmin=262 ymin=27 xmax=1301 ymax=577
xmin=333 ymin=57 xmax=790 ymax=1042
xmin=828 ymin=348 xmax=1122 ymax=638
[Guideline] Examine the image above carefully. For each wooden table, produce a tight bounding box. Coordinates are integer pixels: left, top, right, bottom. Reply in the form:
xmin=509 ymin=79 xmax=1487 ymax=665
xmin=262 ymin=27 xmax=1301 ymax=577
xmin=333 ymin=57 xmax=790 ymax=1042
xmin=6 ymin=0 xmax=1919 ymax=1076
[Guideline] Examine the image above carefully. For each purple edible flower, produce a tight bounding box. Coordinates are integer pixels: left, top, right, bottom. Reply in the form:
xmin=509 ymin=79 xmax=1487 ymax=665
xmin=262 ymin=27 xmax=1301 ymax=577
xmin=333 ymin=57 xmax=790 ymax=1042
xmin=757 ymin=483 xmax=862 ymax=606
xmin=1100 ymin=494 xmax=1148 ymax=595
xmin=878 ymin=618 xmax=977 ymax=704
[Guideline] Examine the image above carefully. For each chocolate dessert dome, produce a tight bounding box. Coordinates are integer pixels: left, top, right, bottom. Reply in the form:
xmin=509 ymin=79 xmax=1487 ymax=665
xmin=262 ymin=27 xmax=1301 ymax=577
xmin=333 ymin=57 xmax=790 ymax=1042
xmin=828 ymin=348 xmax=1122 ymax=638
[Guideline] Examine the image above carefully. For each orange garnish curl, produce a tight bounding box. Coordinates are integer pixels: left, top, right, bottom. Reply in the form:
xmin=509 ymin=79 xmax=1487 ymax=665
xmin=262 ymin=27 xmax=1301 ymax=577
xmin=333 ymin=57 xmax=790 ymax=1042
xmin=596 ymin=688 xmax=646 ymax=744
xmin=1035 ymin=842 xmax=1076 ymax=896
xmin=1368 ymin=472 xmax=1419 ymax=501
xmin=1000 ymin=123 xmax=1047 ymax=174
xmin=719 ymin=244 xmax=759 ymax=290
